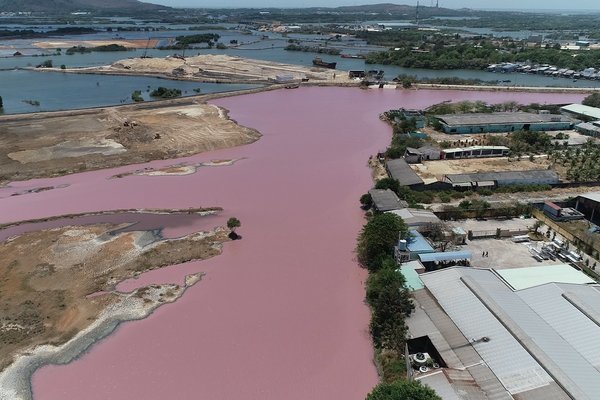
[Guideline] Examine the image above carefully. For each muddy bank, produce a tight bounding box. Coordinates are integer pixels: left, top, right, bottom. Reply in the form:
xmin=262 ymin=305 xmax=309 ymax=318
xmin=0 ymin=219 xmax=228 ymax=382
xmin=0 ymin=97 xmax=260 ymax=183
xmin=0 ymin=207 xmax=222 ymax=241
xmin=0 ymin=278 xmax=202 ymax=400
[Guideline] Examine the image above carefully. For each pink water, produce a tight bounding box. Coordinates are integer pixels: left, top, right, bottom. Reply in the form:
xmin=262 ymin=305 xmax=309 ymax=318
xmin=1 ymin=87 xmax=583 ymax=400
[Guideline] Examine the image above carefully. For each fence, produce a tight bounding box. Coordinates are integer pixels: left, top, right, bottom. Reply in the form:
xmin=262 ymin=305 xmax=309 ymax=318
xmin=469 ymin=228 xmax=530 ymax=240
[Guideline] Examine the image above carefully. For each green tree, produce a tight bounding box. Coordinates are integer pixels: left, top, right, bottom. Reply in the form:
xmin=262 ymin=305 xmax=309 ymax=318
xmin=357 ymin=213 xmax=407 ymax=272
xmin=366 ymin=380 xmax=442 ymax=400
xmin=227 ymin=217 xmax=241 ymax=240
xmin=375 ymin=178 xmax=400 ymax=195
xmin=366 ymin=258 xmax=414 ymax=352
xmin=227 ymin=217 xmax=241 ymax=232
xmin=583 ymin=92 xmax=600 ymax=108
xmin=360 ymin=193 xmax=373 ymax=209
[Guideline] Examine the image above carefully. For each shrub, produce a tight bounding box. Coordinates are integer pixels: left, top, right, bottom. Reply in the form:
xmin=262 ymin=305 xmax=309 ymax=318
xmin=150 ymin=87 xmax=182 ymax=99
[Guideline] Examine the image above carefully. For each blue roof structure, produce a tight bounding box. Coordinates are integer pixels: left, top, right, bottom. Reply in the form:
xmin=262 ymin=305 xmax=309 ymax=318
xmin=406 ymin=230 xmax=434 ymax=254
xmin=418 ymin=251 xmax=472 ymax=263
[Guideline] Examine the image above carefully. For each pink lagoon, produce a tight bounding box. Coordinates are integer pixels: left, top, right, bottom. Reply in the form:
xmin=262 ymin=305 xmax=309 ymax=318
xmin=0 ymin=87 xmax=584 ymax=399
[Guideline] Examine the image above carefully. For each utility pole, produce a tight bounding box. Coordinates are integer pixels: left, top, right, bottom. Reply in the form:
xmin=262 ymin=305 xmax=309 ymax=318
xmin=416 ymin=1 xmax=420 ymax=26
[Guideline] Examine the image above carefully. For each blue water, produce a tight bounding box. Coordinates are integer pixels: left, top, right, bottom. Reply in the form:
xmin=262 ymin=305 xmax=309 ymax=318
xmin=0 ymin=25 xmax=598 ymax=114
xmin=0 ymin=70 xmax=260 ymax=114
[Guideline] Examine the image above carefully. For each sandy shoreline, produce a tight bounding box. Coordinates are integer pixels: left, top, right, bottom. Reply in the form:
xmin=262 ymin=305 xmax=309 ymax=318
xmin=0 ymin=275 xmax=203 ymax=400
xmin=44 ymin=54 xmax=352 ymax=85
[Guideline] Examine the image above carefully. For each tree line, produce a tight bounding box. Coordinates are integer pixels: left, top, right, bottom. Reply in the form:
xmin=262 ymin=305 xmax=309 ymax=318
xmin=356 ymin=212 xmax=441 ymax=399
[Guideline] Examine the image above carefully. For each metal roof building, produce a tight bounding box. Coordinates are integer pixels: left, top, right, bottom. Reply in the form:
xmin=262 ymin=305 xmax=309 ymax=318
xmin=398 ymin=260 xmax=426 ymax=291
xmin=435 ymin=112 xmax=572 ymax=134
xmin=444 ymin=169 xmax=559 ymax=187
xmin=386 ymin=208 xmax=440 ymax=230
xmin=561 ymin=104 xmax=600 ymax=121
xmin=495 ymin=264 xmax=595 ymax=290
xmin=386 ymin=159 xmax=424 ymax=187
xmin=368 ymin=189 xmax=407 ymax=212
xmin=575 ymin=192 xmax=600 ymax=224
xmin=575 ymin=121 xmax=600 ymax=137
xmin=414 ymin=267 xmax=600 ymax=400
xmin=441 ymin=146 xmax=509 ymax=160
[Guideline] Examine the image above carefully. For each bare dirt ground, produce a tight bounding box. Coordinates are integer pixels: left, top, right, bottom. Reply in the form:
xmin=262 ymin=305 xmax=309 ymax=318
xmin=412 ymin=157 xmax=552 ymax=181
xmin=464 ymin=238 xmax=554 ymax=269
xmin=33 ymin=39 xmax=160 ymax=49
xmin=0 ymin=100 xmax=260 ymax=183
xmin=61 ymin=54 xmax=351 ymax=84
xmin=368 ymin=157 xmax=388 ymax=182
xmin=0 ymin=221 xmax=228 ymax=372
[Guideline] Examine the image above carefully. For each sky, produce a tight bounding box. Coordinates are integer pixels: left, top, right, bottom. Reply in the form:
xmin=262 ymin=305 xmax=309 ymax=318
xmin=147 ymin=0 xmax=600 ymax=10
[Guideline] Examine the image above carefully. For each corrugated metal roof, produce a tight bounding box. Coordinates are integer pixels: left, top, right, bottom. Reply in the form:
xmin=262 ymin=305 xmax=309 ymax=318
xmin=442 ymin=145 xmax=510 ymax=153
xmin=386 ymin=159 xmax=424 ymax=186
xmin=518 ymin=284 xmax=600 ymax=369
xmin=495 ymin=264 xmax=595 ymax=290
xmin=576 ymin=122 xmax=600 ymax=133
xmin=421 ymin=268 xmax=600 ymax=399
xmin=437 ymin=112 xmax=571 ymax=127
xmin=446 ymin=170 xmax=559 ymax=185
xmin=462 ymin=269 xmax=600 ymax=400
xmin=418 ymin=251 xmax=472 ymax=263
xmin=368 ymin=189 xmax=406 ymax=211
xmin=411 ymin=290 xmax=511 ymax=400
xmin=420 ymin=269 xmax=553 ymax=395
xmin=407 ymin=230 xmax=435 ymax=253
xmin=561 ymin=104 xmax=600 ymax=120
xmin=386 ymin=208 xmax=440 ymax=227
xmin=577 ymin=191 xmax=600 ymax=203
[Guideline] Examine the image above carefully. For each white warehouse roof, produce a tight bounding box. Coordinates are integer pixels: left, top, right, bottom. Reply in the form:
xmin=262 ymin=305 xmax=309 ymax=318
xmin=561 ymin=104 xmax=600 ymax=120
xmin=419 ymin=267 xmax=600 ymax=400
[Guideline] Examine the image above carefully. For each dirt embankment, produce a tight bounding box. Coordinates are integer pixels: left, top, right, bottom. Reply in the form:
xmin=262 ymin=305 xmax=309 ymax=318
xmin=57 ymin=54 xmax=350 ymax=84
xmin=0 ymin=220 xmax=229 ymax=373
xmin=0 ymin=99 xmax=260 ymax=183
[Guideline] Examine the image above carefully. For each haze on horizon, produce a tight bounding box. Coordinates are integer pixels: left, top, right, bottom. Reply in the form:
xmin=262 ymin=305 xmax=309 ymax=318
xmin=147 ymin=0 xmax=599 ymax=11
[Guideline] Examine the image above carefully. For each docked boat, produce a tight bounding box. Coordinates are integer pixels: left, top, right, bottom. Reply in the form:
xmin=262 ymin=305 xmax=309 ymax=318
xmin=340 ymin=54 xmax=366 ymax=59
xmin=312 ymin=57 xmax=337 ymax=69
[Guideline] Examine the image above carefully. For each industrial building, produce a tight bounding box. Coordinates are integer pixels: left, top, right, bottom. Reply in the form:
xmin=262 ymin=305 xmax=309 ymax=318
xmin=444 ymin=169 xmax=560 ymax=188
xmin=395 ymin=230 xmax=435 ymax=262
xmin=386 ymin=208 xmax=441 ymax=231
xmin=368 ymin=189 xmax=407 ymax=212
xmin=543 ymin=201 xmax=584 ymax=221
xmin=404 ymin=146 xmax=441 ymax=163
xmin=575 ymin=192 xmax=600 ymax=224
xmin=386 ymin=158 xmax=424 ymax=188
xmin=561 ymin=103 xmax=600 ymax=121
xmin=405 ymin=266 xmax=600 ymax=400
xmin=440 ymin=145 xmax=509 ymax=160
xmin=575 ymin=121 xmax=600 ymax=137
xmin=393 ymin=109 xmax=426 ymax=129
xmin=435 ymin=112 xmax=572 ymax=134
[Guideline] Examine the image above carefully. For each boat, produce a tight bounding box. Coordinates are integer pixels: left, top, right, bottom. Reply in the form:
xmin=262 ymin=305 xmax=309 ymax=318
xmin=340 ymin=54 xmax=366 ymax=59
xmin=312 ymin=57 xmax=337 ymax=69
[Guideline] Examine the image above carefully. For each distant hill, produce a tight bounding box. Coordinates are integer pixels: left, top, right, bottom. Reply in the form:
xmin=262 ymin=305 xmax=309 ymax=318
xmin=0 ymin=0 xmax=169 ymax=13
xmin=333 ymin=3 xmax=470 ymax=17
